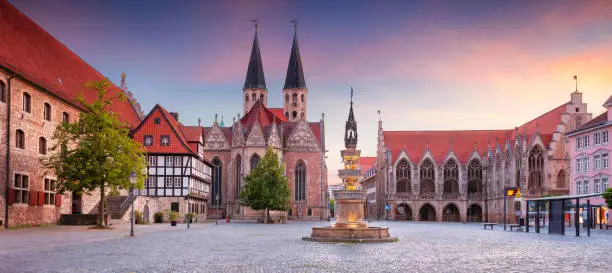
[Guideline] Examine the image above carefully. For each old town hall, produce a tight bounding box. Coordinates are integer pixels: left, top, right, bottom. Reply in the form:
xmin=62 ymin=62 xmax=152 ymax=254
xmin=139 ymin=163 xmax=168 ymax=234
xmin=200 ymin=24 xmax=328 ymax=220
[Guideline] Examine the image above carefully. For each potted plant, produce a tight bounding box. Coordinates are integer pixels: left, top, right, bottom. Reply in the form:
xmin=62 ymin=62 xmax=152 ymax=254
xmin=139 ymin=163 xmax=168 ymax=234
xmin=168 ymin=211 xmax=179 ymax=226
xmin=154 ymin=212 xmax=164 ymax=224
xmin=185 ymin=212 xmax=196 ymax=223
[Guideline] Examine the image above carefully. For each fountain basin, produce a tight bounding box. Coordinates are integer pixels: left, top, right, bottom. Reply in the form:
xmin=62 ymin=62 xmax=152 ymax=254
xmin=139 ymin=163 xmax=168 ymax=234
xmin=302 ymin=226 xmax=397 ymax=243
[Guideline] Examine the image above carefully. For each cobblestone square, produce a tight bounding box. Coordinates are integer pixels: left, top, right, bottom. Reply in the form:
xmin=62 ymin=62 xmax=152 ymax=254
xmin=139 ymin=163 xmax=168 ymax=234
xmin=1 ymin=221 xmax=611 ymax=272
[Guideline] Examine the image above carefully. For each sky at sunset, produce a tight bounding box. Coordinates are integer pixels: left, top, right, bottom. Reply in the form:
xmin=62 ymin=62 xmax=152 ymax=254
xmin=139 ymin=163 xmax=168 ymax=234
xmin=9 ymin=0 xmax=612 ymax=184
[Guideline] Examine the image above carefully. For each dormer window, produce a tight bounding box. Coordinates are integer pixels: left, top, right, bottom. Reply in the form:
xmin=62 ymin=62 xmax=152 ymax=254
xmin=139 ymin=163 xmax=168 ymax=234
xmin=160 ymin=135 xmax=170 ymax=146
xmin=154 ymin=118 xmax=160 ymax=125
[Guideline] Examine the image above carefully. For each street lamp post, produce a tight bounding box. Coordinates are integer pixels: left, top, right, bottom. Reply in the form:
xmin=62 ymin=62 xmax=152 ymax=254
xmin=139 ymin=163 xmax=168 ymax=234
xmin=129 ymin=171 xmax=137 ymax=237
xmin=186 ymin=196 xmax=190 ymax=229
xmin=215 ymin=194 xmax=220 ymax=225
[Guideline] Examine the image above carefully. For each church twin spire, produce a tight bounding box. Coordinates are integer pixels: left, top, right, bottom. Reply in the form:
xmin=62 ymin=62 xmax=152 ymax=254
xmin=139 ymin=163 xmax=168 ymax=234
xmin=243 ymin=20 xmax=307 ymax=118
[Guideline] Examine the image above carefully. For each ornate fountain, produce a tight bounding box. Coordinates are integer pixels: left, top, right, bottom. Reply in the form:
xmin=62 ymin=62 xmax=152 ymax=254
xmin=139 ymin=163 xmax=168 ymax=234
xmin=303 ymin=89 xmax=396 ymax=243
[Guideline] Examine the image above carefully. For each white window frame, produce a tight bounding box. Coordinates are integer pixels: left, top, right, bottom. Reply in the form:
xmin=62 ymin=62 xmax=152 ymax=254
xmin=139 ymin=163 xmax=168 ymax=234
xmin=576 ymin=180 xmax=582 ymax=194
xmin=603 ymin=153 xmax=609 ymax=169
xmin=594 ymin=178 xmax=600 ymax=194
xmin=602 ymin=177 xmax=609 ymax=191
xmin=14 ymin=174 xmax=29 ymax=204
xmin=173 ymin=177 xmax=182 ymax=188
xmin=144 ymin=135 xmax=153 ymax=146
xmin=165 ymin=177 xmax=173 ymax=188
xmin=594 ymin=154 xmax=601 ymax=170
xmin=44 ymin=178 xmax=56 ymax=205
xmin=583 ymin=179 xmax=589 ymax=194
xmin=603 ymin=130 xmax=609 ymax=144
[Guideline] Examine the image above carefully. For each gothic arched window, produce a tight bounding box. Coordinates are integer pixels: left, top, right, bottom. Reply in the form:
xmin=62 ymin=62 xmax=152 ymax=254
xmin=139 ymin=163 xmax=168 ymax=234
xmin=292 ymin=93 xmax=297 ymax=103
xmin=15 ymin=129 xmax=25 ymax=149
xmin=515 ymin=147 xmax=521 ymax=188
xmin=39 ymin=137 xmax=47 ymax=155
xmin=495 ymin=155 xmax=502 ymax=192
xmin=245 ymin=94 xmax=249 ymax=102
xmin=301 ymin=94 xmax=304 ymax=102
xmin=295 ymin=160 xmax=306 ymax=201
xmin=420 ymin=158 xmax=435 ymax=194
xmin=528 ymin=146 xmax=544 ymax=189
xmin=468 ymin=159 xmax=483 ymax=193
xmin=251 ymin=93 xmax=256 ymax=102
xmin=444 ymin=159 xmax=459 ymax=193
xmin=285 ymin=94 xmax=289 ymax=103
xmin=396 ymin=159 xmax=411 ymax=193
xmin=292 ymin=111 xmax=297 ymax=119
xmin=260 ymin=94 xmax=264 ymax=102
xmin=235 ymin=155 xmax=242 ymax=200
xmin=556 ymin=169 xmax=566 ymax=188
xmin=250 ymin=154 xmax=260 ymax=171
xmin=212 ymin=157 xmax=223 ymax=204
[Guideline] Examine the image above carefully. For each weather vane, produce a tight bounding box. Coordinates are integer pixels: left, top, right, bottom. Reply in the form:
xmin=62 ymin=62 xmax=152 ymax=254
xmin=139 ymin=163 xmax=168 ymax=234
xmin=251 ymin=18 xmax=259 ymax=33
xmin=290 ymin=18 xmax=298 ymax=32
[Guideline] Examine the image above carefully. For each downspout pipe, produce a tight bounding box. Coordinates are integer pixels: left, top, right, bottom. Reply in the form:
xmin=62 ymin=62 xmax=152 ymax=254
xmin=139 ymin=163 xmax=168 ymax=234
xmin=5 ymin=72 xmax=15 ymax=228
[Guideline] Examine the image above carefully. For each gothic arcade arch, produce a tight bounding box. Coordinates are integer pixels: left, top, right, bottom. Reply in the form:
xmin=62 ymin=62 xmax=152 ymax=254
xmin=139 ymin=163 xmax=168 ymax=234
xmin=442 ymin=203 xmax=460 ymax=222
xmin=395 ymin=203 xmax=413 ymax=220
xmin=467 ymin=204 xmax=483 ymax=222
xmin=419 ymin=203 xmax=436 ymax=221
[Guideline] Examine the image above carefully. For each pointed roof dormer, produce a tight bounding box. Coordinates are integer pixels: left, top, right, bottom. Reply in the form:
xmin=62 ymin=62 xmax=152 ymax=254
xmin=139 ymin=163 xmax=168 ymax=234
xmin=283 ymin=22 xmax=306 ymax=90
xmin=244 ymin=23 xmax=266 ymax=90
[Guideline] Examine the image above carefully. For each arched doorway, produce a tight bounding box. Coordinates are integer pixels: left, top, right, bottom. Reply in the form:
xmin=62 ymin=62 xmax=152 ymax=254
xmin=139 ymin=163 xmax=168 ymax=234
xmin=467 ymin=204 xmax=483 ymax=222
xmin=443 ymin=204 xmax=460 ymax=222
xmin=395 ymin=203 xmax=413 ymax=220
xmin=143 ymin=204 xmax=150 ymax=224
xmin=419 ymin=204 xmax=436 ymax=221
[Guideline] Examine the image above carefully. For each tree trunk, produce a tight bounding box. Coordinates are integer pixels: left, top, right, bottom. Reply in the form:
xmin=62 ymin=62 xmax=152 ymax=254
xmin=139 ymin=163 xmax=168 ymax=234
xmin=266 ymin=208 xmax=270 ymax=224
xmin=99 ymin=185 xmax=105 ymax=226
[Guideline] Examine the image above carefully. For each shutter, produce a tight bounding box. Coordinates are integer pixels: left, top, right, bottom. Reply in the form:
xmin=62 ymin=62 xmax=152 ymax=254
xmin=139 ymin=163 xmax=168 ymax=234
xmin=55 ymin=194 xmax=62 ymax=207
xmin=7 ymin=188 xmax=15 ymax=205
xmin=29 ymin=191 xmax=37 ymax=206
xmin=38 ymin=191 xmax=45 ymax=206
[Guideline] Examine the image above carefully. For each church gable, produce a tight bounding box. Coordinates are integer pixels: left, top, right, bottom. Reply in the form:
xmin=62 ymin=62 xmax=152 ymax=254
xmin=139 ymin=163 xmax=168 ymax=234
xmin=232 ymin=122 xmax=244 ymax=147
xmin=204 ymin=125 xmax=230 ymax=151
xmin=267 ymin=123 xmax=282 ymax=149
xmin=246 ymin=123 xmax=265 ymax=146
xmin=287 ymin=120 xmax=320 ymax=151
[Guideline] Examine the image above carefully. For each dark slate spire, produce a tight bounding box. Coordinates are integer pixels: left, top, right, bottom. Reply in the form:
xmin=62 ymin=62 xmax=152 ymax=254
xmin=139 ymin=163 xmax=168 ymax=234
xmin=283 ymin=20 xmax=306 ymax=90
xmin=243 ymin=21 xmax=266 ymax=90
xmin=344 ymin=88 xmax=357 ymax=148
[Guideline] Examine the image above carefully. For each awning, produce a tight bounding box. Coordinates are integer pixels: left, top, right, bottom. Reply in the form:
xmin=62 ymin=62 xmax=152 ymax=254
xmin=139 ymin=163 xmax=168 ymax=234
xmin=527 ymin=193 xmax=604 ymax=201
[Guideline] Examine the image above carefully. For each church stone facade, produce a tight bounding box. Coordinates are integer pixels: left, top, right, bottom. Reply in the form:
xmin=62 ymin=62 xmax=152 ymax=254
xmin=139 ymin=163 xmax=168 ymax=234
xmin=374 ymin=91 xmax=592 ymax=223
xmin=202 ymin=26 xmax=328 ymax=220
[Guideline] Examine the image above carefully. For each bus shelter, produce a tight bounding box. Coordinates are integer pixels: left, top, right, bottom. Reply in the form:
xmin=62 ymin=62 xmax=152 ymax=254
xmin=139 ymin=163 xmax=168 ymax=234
xmin=525 ymin=193 xmax=604 ymax=237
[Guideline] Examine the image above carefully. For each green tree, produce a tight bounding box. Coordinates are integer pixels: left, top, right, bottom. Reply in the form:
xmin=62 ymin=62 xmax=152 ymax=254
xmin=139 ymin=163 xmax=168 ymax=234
xmin=603 ymin=188 xmax=612 ymax=209
xmin=241 ymin=146 xmax=290 ymax=223
xmin=41 ymin=79 xmax=146 ymax=227
xmin=330 ymin=198 xmax=335 ymax=217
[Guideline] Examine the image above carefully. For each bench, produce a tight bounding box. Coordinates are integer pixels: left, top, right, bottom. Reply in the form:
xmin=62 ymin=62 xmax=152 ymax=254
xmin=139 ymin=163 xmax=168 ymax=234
xmin=606 ymin=225 xmax=612 ymax=230
xmin=508 ymin=224 xmax=522 ymax=231
xmin=483 ymin=223 xmax=496 ymax=230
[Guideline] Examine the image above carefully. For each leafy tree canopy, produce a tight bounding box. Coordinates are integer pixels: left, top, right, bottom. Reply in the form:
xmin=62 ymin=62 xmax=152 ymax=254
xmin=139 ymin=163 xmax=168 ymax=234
xmin=42 ymin=79 xmax=146 ymax=225
xmin=241 ymin=146 xmax=290 ymax=219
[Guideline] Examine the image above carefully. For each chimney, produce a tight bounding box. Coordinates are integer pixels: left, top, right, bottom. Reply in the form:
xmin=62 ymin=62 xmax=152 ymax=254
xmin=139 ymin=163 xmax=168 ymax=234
xmin=170 ymin=112 xmax=179 ymax=121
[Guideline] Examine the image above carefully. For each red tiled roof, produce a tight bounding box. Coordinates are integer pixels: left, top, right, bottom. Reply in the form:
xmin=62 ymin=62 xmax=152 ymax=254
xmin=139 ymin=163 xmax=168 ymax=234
xmin=132 ymin=104 xmax=193 ymax=154
xmin=513 ymin=103 xmax=568 ymax=139
xmin=359 ymin=157 xmax=376 ymax=174
xmin=384 ymin=103 xmax=569 ymax=164
xmin=384 ymin=130 xmax=510 ymax=164
xmin=269 ymin=108 xmax=289 ymax=123
xmin=240 ymin=100 xmax=280 ymax=129
xmin=180 ymin=126 xmax=203 ymax=142
xmin=0 ymin=1 xmax=141 ymax=128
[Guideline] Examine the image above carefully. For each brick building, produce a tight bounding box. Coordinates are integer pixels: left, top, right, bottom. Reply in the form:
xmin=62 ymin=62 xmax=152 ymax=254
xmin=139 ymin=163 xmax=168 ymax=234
xmin=202 ymin=25 xmax=328 ymax=220
xmin=0 ymin=1 xmax=144 ymax=228
xmin=373 ymin=90 xmax=592 ymax=223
